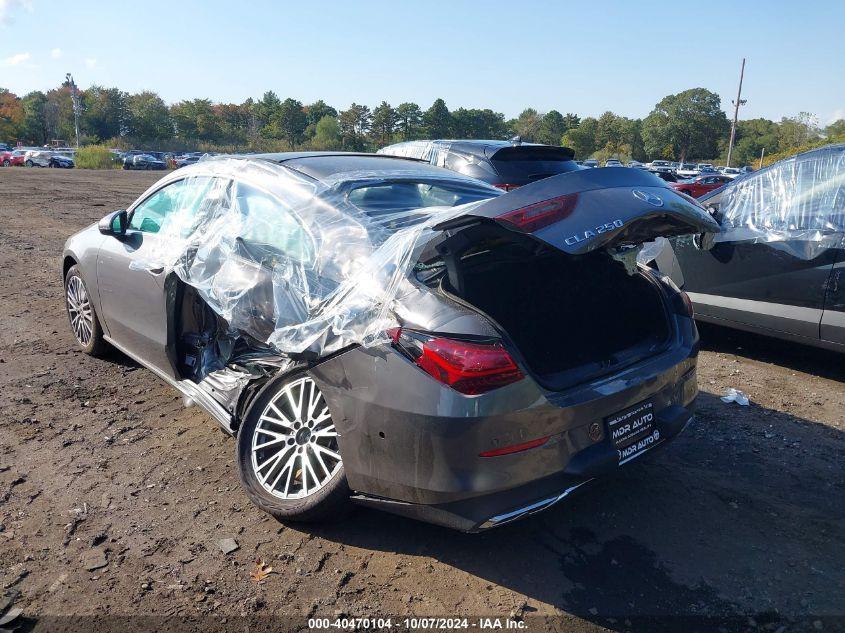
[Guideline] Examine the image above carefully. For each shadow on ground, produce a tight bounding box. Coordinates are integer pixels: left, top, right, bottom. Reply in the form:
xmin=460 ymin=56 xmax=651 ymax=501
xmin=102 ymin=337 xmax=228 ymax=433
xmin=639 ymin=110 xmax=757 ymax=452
xmin=698 ymin=321 xmax=845 ymax=382
xmin=310 ymin=386 xmax=844 ymax=631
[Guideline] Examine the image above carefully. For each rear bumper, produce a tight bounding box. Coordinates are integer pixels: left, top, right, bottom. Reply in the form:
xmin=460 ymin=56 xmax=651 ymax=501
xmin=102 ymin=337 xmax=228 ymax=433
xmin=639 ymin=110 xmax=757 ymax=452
xmin=311 ymin=316 xmax=699 ymax=531
xmin=350 ymin=401 xmax=693 ymax=532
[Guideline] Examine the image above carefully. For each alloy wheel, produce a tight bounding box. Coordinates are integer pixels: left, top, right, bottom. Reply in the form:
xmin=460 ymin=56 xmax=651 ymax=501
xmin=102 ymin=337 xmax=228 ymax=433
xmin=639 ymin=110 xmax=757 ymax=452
xmin=251 ymin=376 xmax=341 ymax=500
xmin=66 ymin=275 xmax=94 ymax=346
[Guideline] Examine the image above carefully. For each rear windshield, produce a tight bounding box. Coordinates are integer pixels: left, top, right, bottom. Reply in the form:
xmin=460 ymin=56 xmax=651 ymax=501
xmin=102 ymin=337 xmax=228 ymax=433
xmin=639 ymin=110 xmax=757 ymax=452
xmin=490 ymin=146 xmax=581 ymax=185
xmin=346 ymin=180 xmax=496 ymax=229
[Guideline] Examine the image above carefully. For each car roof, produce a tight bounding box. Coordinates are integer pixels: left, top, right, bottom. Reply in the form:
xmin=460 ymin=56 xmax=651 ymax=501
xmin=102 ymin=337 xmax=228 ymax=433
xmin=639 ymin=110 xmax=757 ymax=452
xmin=243 ymin=152 xmax=462 ymax=182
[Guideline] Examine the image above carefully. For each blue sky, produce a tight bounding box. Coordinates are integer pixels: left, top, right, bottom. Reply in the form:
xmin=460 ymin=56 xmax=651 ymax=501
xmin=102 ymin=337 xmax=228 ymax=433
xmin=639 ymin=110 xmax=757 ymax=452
xmin=1 ymin=0 xmax=843 ymax=124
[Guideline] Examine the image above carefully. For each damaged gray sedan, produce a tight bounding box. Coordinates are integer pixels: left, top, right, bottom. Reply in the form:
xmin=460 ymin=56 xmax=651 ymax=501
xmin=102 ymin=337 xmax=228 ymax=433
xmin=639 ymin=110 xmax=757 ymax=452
xmin=62 ymin=154 xmax=718 ymax=531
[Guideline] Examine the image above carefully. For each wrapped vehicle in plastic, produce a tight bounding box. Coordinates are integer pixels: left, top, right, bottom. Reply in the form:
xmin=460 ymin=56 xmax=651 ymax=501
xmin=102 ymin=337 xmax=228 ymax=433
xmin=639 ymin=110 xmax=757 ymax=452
xmin=62 ymin=155 xmax=719 ymax=530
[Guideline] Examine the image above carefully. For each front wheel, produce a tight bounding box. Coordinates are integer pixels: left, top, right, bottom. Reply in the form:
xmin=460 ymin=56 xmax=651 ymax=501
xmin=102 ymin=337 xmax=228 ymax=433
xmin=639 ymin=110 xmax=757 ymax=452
xmin=25 ymin=160 xmax=33 ymax=167
xmin=2 ymin=160 xmax=9 ymax=167
xmin=236 ymin=374 xmax=350 ymax=523
xmin=64 ymin=265 xmax=108 ymax=356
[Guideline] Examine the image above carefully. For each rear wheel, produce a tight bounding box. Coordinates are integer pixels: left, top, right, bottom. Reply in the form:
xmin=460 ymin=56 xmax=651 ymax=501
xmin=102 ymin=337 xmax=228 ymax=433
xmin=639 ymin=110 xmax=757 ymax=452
xmin=25 ymin=160 xmax=33 ymax=167
xmin=64 ymin=265 xmax=108 ymax=356
xmin=236 ymin=374 xmax=350 ymax=523
xmin=2 ymin=160 xmax=9 ymax=167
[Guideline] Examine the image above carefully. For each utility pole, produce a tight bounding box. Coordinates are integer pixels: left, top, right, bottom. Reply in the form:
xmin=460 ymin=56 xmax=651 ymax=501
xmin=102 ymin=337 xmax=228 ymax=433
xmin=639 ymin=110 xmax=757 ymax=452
xmin=66 ymin=73 xmax=81 ymax=148
xmin=725 ymin=57 xmax=747 ymax=168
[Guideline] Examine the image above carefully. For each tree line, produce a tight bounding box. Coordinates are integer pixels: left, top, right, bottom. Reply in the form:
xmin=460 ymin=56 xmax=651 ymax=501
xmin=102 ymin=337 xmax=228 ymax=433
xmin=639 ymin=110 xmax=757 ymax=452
xmin=1 ymin=80 xmax=841 ymax=165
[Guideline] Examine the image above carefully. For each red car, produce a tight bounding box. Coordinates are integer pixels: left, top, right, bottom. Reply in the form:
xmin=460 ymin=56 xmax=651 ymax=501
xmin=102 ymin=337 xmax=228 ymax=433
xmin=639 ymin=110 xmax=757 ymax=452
xmin=669 ymin=174 xmax=733 ymax=198
xmin=3 ymin=149 xmax=28 ymax=166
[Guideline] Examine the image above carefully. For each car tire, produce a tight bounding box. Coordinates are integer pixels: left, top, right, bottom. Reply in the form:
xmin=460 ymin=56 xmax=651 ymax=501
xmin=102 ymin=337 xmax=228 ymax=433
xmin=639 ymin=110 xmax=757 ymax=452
xmin=236 ymin=373 xmax=351 ymax=523
xmin=25 ymin=160 xmax=33 ymax=167
xmin=2 ymin=160 xmax=9 ymax=167
xmin=64 ymin=265 xmax=108 ymax=357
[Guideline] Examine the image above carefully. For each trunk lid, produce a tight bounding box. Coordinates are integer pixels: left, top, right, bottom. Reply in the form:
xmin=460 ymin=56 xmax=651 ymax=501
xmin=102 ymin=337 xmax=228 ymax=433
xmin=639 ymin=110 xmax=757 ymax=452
xmin=436 ymin=167 xmax=719 ymax=255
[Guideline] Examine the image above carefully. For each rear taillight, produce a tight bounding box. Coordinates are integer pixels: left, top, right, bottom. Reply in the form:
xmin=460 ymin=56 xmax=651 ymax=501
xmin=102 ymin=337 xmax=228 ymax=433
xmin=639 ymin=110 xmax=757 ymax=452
xmin=496 ymin=193 xmax=579 ymax=232
xmin=493 ymin=183 xmax=520 ymax=192
xmin=389 ymin=328 xmax=524 ymax=395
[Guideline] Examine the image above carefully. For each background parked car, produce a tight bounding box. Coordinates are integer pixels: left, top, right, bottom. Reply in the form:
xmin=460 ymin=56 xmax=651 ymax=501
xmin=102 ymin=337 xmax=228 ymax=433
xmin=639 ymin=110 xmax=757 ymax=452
xmin=604 ymin=159 xmax=623 ymax=167
xmin=123 ymin=154 xmax=167 ymax=170
xmin=378 ymin=139 xmax=581 ymax=190
xmin=655 ymin=143 xmax=845 ymax=352
xmin=669 ymin=174 xmax=733 ymax=198
xmin=8 ymin=149 xmax=27 ymax=166
xmin=24 ymin=149 xmax=56 ymax=167
xmin=48 ymin=153 xmax=75 ymax=168
xmin=649 ymin=160 xmax=673 ymax=173
xmin=0 ymin=150 xmax=12 ymax=166
xmin=581 ymin=159 xmax=599 ymax=168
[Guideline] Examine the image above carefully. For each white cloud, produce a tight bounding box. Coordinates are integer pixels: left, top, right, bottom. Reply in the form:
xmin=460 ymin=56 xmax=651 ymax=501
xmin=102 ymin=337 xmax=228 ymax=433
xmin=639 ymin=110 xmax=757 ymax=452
xmin=51 ymin=47 xmax=62 ymax=59
xmin=84 ymin=57 xmax=97 ymax=69
xmin=0 ymin=0 xmax=34 ymax=27
xmin=1 ymin=51 xmax=30 ymax=66
xmin=827 ymin=109 xmax=844 ymax=125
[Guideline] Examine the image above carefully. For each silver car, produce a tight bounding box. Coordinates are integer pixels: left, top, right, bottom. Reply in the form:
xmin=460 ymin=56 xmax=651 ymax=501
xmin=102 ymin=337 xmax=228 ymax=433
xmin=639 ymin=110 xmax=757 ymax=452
xmin=62 ymin=153 xmax=717 ymax=531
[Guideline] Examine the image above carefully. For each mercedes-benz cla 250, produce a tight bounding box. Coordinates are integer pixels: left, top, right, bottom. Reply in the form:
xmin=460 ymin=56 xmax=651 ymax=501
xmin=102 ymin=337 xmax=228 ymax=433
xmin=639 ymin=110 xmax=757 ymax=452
xmin=62 ymin=154 xmax=717 ymax=531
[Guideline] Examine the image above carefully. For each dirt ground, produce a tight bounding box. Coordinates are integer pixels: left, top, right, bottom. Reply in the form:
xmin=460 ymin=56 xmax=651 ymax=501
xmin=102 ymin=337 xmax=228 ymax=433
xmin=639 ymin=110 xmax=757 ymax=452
xmin=0 ymin=168 xmax=843 ymax=632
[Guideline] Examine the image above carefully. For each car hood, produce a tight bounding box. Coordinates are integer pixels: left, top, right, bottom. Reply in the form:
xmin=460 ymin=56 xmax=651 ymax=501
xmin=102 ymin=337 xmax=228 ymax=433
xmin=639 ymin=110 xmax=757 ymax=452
xmin=436 ymin=167 xmax=719 ymax=255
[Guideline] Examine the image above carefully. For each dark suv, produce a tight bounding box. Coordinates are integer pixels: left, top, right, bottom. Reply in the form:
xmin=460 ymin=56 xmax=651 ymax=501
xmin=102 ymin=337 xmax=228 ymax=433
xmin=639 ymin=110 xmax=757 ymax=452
xmin=378 ymin=140 xmax=581 ymax=191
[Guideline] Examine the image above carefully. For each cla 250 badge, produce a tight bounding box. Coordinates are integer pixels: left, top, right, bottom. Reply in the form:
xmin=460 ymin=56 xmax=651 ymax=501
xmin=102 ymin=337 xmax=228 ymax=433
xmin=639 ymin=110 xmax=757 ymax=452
xmin=565 ymin=219 xmax=624 ymax=246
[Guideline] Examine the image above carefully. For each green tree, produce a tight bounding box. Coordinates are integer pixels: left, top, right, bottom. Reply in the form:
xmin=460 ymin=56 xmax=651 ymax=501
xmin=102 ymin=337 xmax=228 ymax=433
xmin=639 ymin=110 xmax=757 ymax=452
xmin=395 ymin=102 xmax=423 ymax=140
xmin=304 ymin=100 xmax=337 ymax=127
xmin=170 ymin=99 xmax=222 ymax=142
xmin=641 ymin=88 xmax=730 ymax=161
xmin=254 ymin=91 xmax=282 ymax=135
xmin=512 ymin=108 xmax=542 ymax=142
xmin=451 ymin=108 xmax=507 ymax=139
xmin=731 ymin=118 xmax=779 ymax=166
xmin=214 ymin=102 xmax=251 ymax=145
xmin=370 ymin=101 xmax=397 ymax=146
xmin=777 ymin=112 xmax=820 ymax=150
xmin=126 ymin=91 xmax=172 ymax=143
xmin=562 ymin=117 xmax=599 ymax=159
xmin=312 ymin=115 xmax=341 ymax=149
xmin=536 ymin=110 xmax=570 ymax=146
xmin=338 ymin=103 xmax=371 ymax=150
xmin=20 ymin=91 xmax=50 ymax=144
xmin=826 ymin=119 xmax=845 ymax=139
xmin=423 ymin=98 xmax=451 ymax=138
xmin=81 ymin=86 xmax=128 ymax=141
xmin=271 ymin=98 xmax=307 ymax=147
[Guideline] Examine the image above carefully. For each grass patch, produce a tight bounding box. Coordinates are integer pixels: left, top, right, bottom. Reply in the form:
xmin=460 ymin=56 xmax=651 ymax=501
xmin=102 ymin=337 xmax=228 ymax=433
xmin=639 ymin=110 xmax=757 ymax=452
xmin=75 ymin=145 xmax=121 ymax=169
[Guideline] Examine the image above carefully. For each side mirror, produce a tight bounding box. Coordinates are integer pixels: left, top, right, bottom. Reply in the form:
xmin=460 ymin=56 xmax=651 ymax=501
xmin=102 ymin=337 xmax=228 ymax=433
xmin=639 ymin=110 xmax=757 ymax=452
xmin=98 ymin=209 xmax=128 ymax=237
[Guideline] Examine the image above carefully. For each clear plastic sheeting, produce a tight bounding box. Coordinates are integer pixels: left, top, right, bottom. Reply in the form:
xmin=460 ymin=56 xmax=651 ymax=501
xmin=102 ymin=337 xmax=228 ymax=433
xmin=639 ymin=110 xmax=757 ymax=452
xmin=130 ymin=157 xmax=496 ymax=356
xmin=711 ymin=144 xmax=845 ymax=258
xmin=376 ymin=140 xmax=451 ymax=167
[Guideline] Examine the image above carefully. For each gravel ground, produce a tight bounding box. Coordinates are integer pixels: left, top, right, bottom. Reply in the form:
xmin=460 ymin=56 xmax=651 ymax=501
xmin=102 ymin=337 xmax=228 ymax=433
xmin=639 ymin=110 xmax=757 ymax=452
xmin=0 ymin=169 xmax=843 ymax=632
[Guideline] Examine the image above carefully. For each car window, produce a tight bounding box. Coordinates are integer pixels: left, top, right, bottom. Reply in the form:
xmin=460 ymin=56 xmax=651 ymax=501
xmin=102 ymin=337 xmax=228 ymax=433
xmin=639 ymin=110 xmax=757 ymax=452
xmin=720 ymin=151 xmax=845 ymax=232
xmin=233 ymin=182 xmax=315 ymax=264
xmin=129 ymin=177 xmax=216 ymax=234
xmin=346 ymin=180 xmax=495 ymax=229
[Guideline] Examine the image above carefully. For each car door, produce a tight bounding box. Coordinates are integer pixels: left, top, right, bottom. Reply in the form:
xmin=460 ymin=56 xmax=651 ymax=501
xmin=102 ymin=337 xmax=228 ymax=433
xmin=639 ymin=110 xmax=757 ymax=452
xmin=673 ymin=149 xmax=844 ymax=340
xmin=820 ymin=232 xmax=845 ymax=345
xmin=96 ymin=176 xmax=223 ymax=377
